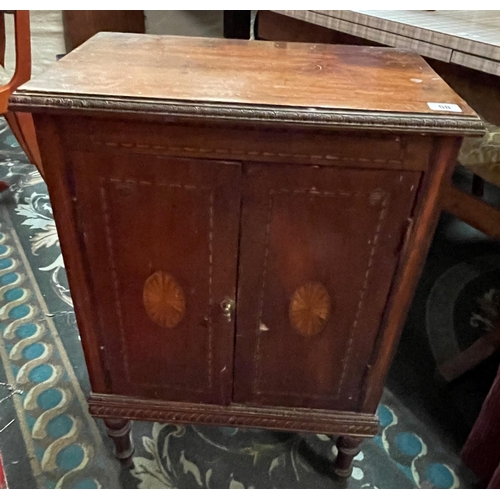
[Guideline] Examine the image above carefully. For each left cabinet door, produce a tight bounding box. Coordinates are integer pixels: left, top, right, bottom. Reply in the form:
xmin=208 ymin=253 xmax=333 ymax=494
xmin=71 ymin=152 xmax=242 ymax=404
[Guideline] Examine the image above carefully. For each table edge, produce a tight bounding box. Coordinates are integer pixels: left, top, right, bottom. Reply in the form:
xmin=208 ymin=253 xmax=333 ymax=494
xmin=10 ymin=91 xmax=485 ymax=136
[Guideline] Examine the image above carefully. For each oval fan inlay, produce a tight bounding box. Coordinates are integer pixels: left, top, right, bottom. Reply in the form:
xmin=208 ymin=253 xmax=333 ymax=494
xmin=143 ymin=271 xmax=186 ymax=328
xmin=289 ymin=282 xmax=331 ymax=337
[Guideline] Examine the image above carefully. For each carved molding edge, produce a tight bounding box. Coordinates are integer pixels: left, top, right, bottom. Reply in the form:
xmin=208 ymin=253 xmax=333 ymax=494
xmin=88 ymin=393 xmax=379 ymax=437
xmin=10 ymin=92 xmax=484 ymax=136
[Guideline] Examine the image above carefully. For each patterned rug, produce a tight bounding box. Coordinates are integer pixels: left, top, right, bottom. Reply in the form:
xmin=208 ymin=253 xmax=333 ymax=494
xmin=0 ymin=117 xmax=491 ymax=488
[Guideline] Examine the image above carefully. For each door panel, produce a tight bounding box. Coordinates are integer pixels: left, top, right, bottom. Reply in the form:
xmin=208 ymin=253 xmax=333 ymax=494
xmin=72 ymin=152 xmax=241 ymax=404
xmin=233 ymin=164 xmax=420 ymax=411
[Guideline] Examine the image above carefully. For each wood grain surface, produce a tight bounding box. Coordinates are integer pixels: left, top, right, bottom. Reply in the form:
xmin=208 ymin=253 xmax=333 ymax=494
xmin=71 ymin=151 xmax=241 ymax=405
xmin=233 ymin=163 xmax=420 ymax=411
xmin=16 ymin=32 xmax=478 ymax=117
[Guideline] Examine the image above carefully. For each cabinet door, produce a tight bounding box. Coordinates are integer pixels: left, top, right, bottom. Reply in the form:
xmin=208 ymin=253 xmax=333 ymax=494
xmin=233 ymin=164 xmax=420 ymax=411
xmin=71 ymin=152 xmax=241 ymax=404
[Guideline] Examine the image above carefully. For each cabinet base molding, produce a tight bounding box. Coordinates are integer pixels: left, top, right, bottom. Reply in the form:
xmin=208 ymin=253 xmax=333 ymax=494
xmin=89 ymin=393 xmax=379 ymax=437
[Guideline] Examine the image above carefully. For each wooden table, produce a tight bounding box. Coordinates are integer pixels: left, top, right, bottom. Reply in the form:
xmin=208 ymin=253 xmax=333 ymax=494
xmin=10 ymin=33 xmax=482 ymax=479
xmin=272 ymin=10 xmax=500 ymax=77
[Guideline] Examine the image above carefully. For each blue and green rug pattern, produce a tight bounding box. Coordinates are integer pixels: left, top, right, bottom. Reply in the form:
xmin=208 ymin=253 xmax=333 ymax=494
xmin=0 ymin=209 xmax=118 ymax=488
xmin=0 ymin=117 xmax=481 ymax=488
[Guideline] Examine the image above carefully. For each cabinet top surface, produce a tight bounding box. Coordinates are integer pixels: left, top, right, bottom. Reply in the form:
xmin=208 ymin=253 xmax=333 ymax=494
xmin=11 ymin=33 xmax=482 ymax=134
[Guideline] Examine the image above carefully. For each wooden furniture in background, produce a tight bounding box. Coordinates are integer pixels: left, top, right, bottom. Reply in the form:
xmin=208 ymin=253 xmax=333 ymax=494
xmin=62 ymin=10 xmax=250 ymax=52
xmin=10 ymin=33 xmax=482 ymax=479
xmin=62 ymin=10 xmax=145 ymax=52
xmin=268 ymin=10 xmax=500 ymax=77
xmin=462 ymin=358 xmax=500 ymax=488
xmin=256 ymin=11 xmax=378 ymax=46
xmin=223 ymin=11 xmax=251 ymax=39
xmin=0 ymin=10 xmax=43 ymax=180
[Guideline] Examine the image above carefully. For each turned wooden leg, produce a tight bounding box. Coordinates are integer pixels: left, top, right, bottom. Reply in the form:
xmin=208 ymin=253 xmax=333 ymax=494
xmin=104 ymin=418 xmax=134 ymax=466
xmin=333 ymin=436 xmax=363 ymax=478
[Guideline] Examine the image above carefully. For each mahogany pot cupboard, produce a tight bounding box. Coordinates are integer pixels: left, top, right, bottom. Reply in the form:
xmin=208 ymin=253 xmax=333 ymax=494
xmin=10 ymin=33 xmax=483 ymax=478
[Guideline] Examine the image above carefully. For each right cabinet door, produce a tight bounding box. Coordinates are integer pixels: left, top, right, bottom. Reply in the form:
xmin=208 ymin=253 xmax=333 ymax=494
xmin=233 ymin=163 xmax=421 ymax=411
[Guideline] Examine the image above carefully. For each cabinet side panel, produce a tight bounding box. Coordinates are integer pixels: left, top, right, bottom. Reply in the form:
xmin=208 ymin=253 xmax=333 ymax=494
xmin=32 ymin=114 xmax=110 ymax=393
xmin=362 ymin=137 xmax=462 ymax=412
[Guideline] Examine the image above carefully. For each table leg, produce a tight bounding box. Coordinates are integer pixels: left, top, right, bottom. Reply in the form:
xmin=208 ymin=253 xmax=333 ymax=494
xmin=104 ymin=418 xmax=134 ymax=466
xmin=334 ymin=436 xmax=363 ymax=478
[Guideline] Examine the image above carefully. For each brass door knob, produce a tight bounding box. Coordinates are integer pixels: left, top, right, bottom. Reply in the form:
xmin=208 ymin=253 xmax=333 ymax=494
xmin=220 ymin=298 xmax=235 ymax=322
